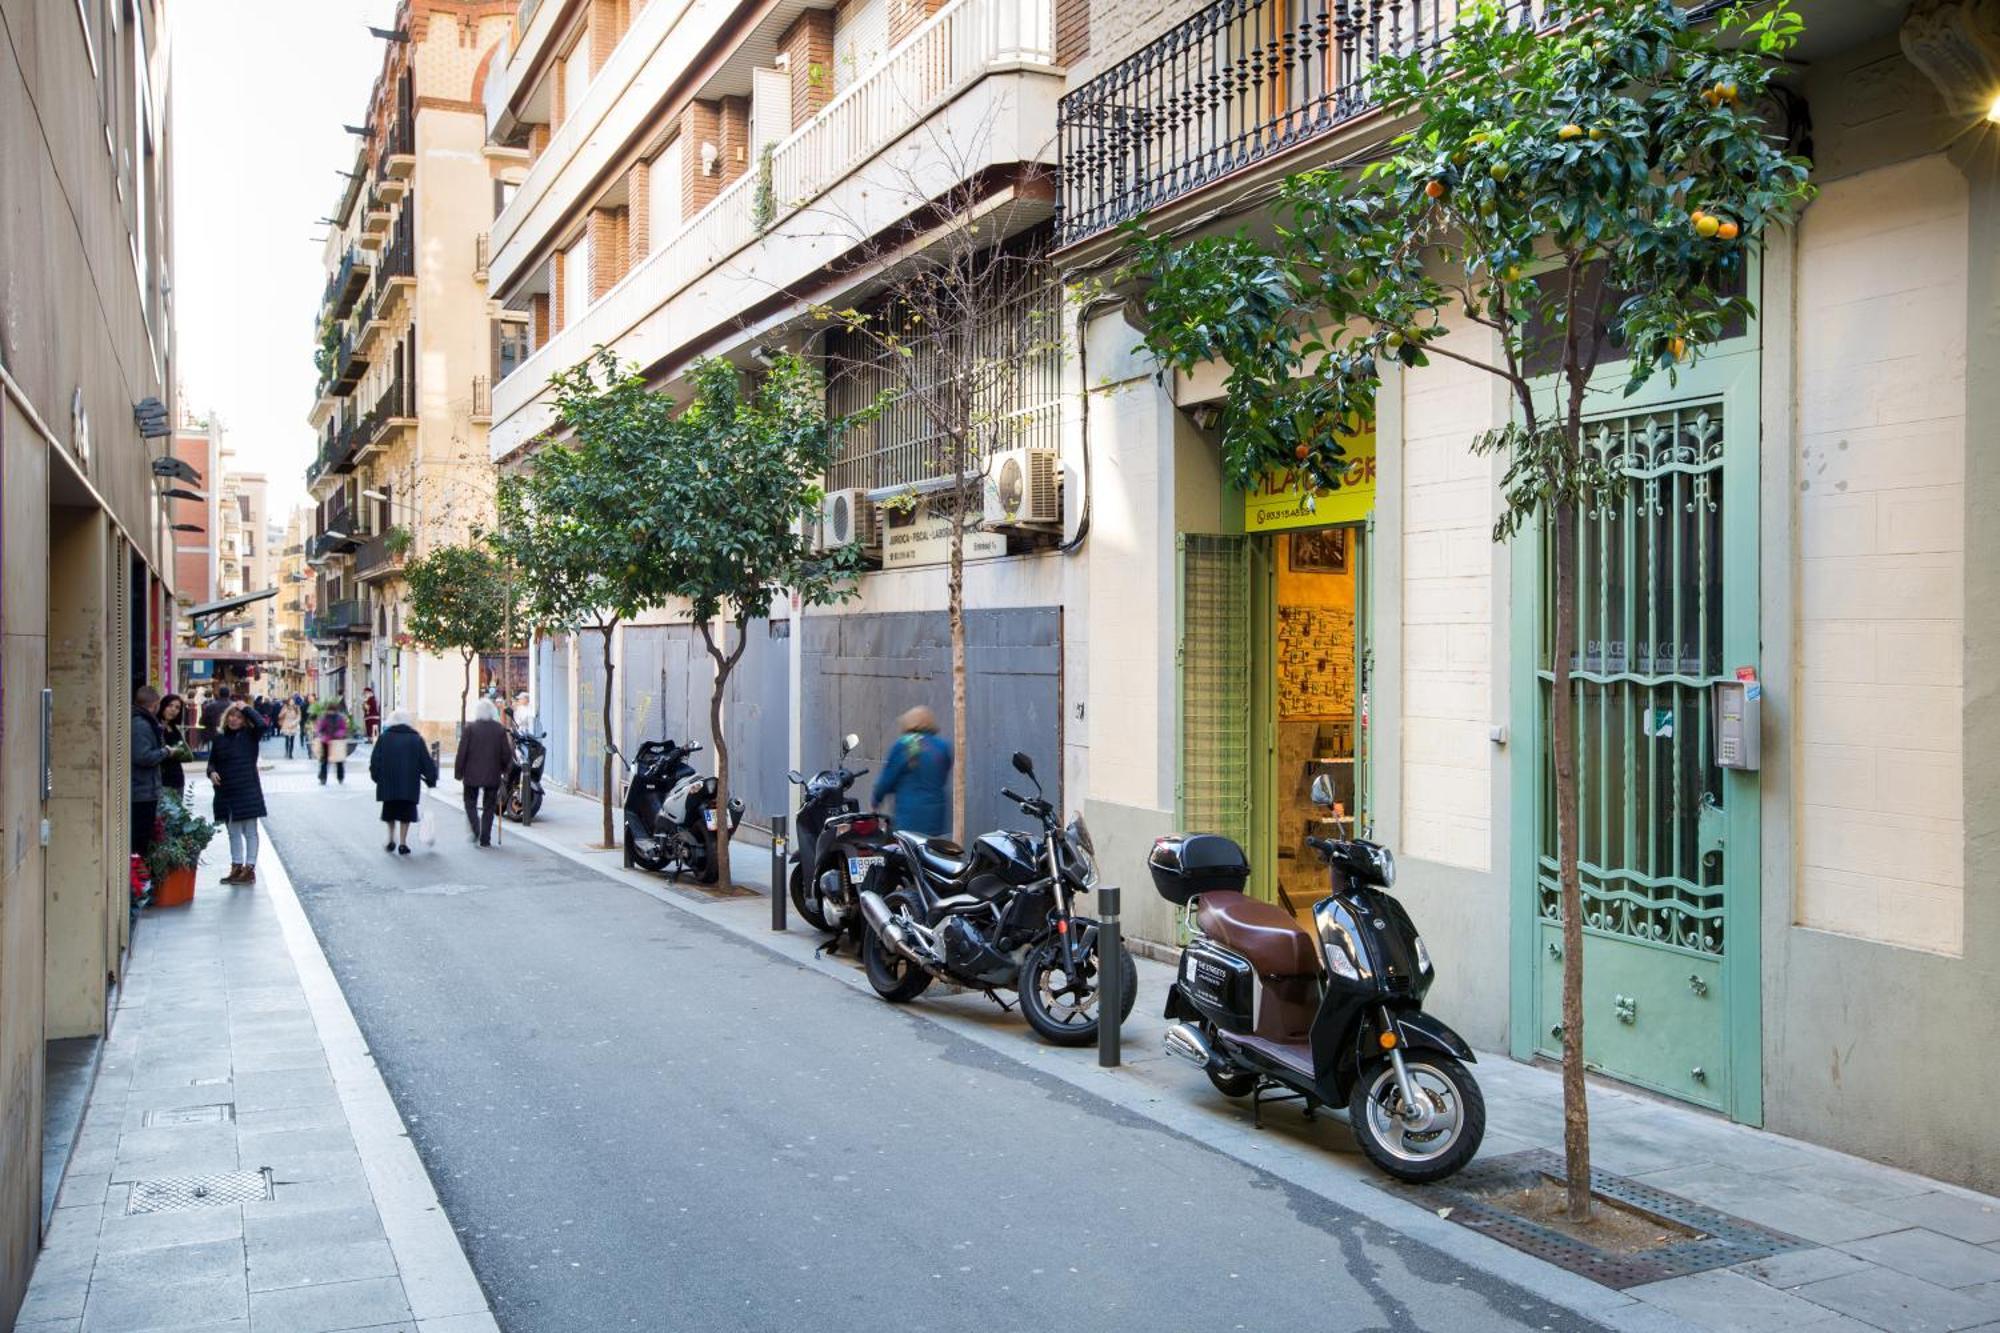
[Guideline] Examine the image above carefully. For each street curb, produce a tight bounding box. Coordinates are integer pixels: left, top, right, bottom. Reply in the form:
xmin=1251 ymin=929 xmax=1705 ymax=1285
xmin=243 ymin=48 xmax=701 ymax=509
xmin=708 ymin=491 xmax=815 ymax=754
xmin=260 ymin=832 xmax=502 ymax=1333
xmin=429 ymin=788 xmax=1697 ymax=1333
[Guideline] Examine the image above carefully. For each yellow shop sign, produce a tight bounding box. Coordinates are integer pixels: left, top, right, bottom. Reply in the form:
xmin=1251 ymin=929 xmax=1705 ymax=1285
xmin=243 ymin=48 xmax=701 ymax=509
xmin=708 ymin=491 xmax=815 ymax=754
xmin=1243 ymin=424 xmax=1378 ymax=533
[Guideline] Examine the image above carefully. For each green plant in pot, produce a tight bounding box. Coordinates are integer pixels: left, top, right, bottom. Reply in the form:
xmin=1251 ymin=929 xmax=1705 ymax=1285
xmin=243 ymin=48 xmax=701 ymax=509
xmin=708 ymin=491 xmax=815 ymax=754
xmin=146 ymin=794 xmax=220 ymax=906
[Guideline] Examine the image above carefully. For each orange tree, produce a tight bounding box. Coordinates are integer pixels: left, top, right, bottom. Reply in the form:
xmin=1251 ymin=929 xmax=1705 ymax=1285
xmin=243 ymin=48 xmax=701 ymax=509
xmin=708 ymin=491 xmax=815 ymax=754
xmin=1128 ymin=0 xmax=1810 ymax=1217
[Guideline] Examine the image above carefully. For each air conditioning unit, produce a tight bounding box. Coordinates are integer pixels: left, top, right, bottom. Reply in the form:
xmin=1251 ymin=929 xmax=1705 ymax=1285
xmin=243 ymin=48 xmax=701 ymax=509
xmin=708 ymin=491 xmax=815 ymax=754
xmin=983 ymin=448 xmax=1061 ymax=527
xmin=818 ymin=488 xmax=880 ymax=554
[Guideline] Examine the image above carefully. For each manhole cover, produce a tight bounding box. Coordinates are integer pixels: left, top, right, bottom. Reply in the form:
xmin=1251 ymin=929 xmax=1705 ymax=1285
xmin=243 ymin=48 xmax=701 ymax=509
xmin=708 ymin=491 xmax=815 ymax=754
xmin=1384 ymin=1149 xmax=1806 ymax=1289
xmin=141 ymin=1103 xmax=234 ymax=1127
xmin=127 ymin=1169 xmax=272 ymax=1214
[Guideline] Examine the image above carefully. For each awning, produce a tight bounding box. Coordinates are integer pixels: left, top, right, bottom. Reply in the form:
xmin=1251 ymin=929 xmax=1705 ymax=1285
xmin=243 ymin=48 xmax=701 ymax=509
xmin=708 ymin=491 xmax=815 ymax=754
xmin=179 ymin=649 xmax=283 ymax=663
xmin=185 ymin=588 xmax=279 ymax=620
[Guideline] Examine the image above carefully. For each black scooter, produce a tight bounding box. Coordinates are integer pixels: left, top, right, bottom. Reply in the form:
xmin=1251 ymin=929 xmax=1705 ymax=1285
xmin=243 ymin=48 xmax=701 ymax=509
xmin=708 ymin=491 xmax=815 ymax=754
xmin=622 ymin=739 xmax=743 ymax=884
xmin=785 ymin=733 xmax=896 ymax=937
xmin=502 ymin=730 xmax=546 ymax=826
xmin=1152 ymin=774 xmax=1485 ymax=1183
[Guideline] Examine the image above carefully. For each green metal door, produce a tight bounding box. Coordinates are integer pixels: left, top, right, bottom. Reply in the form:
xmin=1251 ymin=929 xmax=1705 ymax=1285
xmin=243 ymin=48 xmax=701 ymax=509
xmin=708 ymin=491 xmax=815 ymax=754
xmin=1510 ymin=349 xmax=1763 ymax=1122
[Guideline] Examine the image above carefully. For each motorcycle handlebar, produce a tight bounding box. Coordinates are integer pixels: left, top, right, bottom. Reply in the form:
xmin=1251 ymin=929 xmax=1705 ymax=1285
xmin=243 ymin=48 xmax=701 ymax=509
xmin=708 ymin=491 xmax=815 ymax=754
xmin=1001 ymin=787 xmax=1026 ymax=804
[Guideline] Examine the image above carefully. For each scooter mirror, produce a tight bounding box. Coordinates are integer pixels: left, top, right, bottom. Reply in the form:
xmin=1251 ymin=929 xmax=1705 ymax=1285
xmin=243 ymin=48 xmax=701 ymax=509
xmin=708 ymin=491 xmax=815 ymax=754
xmin=842 ymin=733 xmax=860 ymax=755
xmin=1011 ymin=751 xmax=1034 ymax=775
xmin=1309 ymin=773 xmax=1337 ymax=808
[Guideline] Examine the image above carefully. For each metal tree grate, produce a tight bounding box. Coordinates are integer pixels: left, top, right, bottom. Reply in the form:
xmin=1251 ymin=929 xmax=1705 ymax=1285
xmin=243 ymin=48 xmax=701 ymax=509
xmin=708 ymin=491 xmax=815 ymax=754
xmin=1385 ymin=1149 xmax=1805 ymax=1289
xmin=126 ymin=1169 xmax=273 ymax=1215
xmin=140 ymin=1104 xmax=235 ymax=1127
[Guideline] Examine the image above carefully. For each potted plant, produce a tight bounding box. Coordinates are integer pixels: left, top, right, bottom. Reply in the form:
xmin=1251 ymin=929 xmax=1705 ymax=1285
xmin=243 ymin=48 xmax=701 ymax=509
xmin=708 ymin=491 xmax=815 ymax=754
xmin=146 ymin=794 xmax=220 ymax=908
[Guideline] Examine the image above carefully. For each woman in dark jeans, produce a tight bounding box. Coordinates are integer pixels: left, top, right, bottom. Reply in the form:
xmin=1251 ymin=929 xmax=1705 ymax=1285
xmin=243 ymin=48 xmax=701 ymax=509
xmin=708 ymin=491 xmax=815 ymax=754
xmin=157 ymin=693 xmax=192 ymax=801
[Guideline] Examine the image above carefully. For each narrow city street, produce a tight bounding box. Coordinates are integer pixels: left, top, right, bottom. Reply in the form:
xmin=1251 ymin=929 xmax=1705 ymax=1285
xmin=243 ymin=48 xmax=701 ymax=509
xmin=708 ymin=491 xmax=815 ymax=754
xmin=259 ymin=761 xmax=1596 ymax=1333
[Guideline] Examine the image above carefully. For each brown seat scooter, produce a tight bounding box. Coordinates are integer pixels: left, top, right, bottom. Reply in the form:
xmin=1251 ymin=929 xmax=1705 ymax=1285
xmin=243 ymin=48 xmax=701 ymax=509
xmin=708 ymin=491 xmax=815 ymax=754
xmin=1152 ymin=775 xmax=1485 ymax=1183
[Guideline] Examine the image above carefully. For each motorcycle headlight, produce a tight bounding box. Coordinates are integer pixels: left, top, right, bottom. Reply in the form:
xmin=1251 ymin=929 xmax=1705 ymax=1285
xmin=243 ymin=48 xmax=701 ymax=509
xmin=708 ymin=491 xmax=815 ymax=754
xmin=1064 ymin=818 xmax=1098 ymax=887
xmin=1414 ymin=934 xmax=1432 ymax=974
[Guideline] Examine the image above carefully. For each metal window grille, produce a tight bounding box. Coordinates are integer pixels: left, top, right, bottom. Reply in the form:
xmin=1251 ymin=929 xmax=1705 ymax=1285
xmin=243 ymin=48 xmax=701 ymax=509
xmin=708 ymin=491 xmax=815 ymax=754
xmin=1179 ymin=534 xmax=1253 ymax=850
xmin=824 ymin=255 xmax=1062 ymax=493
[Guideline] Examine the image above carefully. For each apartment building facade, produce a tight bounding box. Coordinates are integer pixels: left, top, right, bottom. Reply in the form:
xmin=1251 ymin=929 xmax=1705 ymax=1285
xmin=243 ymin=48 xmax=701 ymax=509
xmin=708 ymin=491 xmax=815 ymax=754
xmin=305 ymin=0 xmax=513 ymax=738
xmin=1049 ymin=0 xmax=2000 ymax=1191
xmin=485 ymin=0 xmax=1075 ymax=828
xmin=0 ymin=0 xmax=177 ymax=1315
xmin=275 ymin=507 xmax=315 ymax=698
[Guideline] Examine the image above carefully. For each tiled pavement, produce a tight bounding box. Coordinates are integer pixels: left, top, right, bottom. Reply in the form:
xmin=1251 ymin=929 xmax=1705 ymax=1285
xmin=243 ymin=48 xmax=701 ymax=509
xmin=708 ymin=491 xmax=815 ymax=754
xmin=473 ymin=774 xmax=2000 ymax=1333
xmin=18 ymin=765 xmax=497 ymax=1333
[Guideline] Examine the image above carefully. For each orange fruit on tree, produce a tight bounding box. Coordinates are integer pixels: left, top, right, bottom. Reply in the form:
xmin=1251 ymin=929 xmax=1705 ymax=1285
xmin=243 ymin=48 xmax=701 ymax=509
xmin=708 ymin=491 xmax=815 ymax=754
xmin=1558 ymin=123 xmax=1583 ymax=141
xmin=1693 ymin=212 xmax=1721 ymax=238
xmin=1716 ymin=219 xmax=1740 ymax=241
xmin=1716 ymin=81 xmax=1738 ymax=104
xmin=1425 ymin=179 xmax=1447 ymax=199
xmin=1294 ymin=444 xmax=1311 ymax=461
xmin=1669 ymin=336 xmax=1687 ymax=360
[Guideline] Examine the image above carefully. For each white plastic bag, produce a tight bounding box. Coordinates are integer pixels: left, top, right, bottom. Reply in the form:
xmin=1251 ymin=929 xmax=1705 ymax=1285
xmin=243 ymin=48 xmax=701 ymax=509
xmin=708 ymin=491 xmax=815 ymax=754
xmin=418 ymin=805 xmax=437 ymax=848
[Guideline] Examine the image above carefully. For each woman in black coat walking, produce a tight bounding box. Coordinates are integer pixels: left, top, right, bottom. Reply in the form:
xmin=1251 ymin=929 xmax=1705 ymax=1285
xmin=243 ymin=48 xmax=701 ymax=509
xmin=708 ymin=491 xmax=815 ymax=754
xmin=369 ymin=710 xmax=438 ymax=855
xmin=206 ymin=703 xmax=268 ymax=884
xmin=157 ymin=693 xmax=192 ymax=800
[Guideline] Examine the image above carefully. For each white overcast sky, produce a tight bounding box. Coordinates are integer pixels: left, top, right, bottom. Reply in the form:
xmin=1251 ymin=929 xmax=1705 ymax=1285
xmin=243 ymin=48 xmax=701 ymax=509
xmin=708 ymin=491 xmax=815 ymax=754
xmin=168 ymin=0 xmax=397 ymax=517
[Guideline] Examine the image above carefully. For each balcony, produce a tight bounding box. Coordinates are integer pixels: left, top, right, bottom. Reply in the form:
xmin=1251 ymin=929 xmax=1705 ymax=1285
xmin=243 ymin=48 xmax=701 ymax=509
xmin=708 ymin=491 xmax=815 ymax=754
xmin=380 ymin=108 xmax=415 ymax=181
xmin=377 ymin=210 xmax=416 ymax=320
xmin=355 ymin=530 xmax=408 ymax=583
xmin=306 ymin=599 xmax=368 ymax=641
xmin=329 ymin=330 xmax=369 ymax=397
xmin=323 ymin=246 xmax=374 ymax=321
xmin=1056 ymin=0 xmax=1542 ymax=244
xmin=353 ymin=373 xmax=416 ymax=464
xmin=490 ymin=0 xmax=1060 ymax=457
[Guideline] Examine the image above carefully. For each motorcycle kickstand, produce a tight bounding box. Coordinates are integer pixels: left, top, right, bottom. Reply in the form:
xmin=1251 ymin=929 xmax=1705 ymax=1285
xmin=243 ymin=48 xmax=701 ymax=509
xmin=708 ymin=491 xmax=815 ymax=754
xmin=982 ymin=989 xmax=1016 ymax=1014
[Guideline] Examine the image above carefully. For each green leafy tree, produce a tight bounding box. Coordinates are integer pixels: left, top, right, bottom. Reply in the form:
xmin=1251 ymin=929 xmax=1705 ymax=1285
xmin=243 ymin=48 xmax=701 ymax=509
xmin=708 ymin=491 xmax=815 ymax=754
xmin=652 ymin=355 xmax=860 ymax=889
xmin=403 ymin=541 xmax=515 ymax=731
xmin=1130 ymin=0 xmax=1810 ymax=1218
xmin=494 ymin=349 xmax=677 ymax=847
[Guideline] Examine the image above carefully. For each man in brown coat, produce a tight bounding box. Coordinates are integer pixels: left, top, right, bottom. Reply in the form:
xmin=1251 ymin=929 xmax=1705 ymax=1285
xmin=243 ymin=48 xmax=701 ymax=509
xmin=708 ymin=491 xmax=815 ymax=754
xmin=454 ymin=697 xmax=516 ymax=847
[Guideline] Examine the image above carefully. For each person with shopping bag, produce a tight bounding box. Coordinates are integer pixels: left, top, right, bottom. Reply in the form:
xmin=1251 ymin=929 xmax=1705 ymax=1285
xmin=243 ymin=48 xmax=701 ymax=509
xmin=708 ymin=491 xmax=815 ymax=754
xmin=317 ymin=700 xmax=352 ymax=785
xmin=369 ymin=709 xmax=437 ymax=855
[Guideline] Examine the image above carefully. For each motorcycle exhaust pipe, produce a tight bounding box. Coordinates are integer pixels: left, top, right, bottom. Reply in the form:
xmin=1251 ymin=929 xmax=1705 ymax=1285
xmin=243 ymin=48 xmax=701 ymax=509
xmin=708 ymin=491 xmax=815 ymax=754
xmin=1163 ymin=1021 xmax=1220 ymax=1073
xmin=859 ymin=890 xmax=925 ymax=966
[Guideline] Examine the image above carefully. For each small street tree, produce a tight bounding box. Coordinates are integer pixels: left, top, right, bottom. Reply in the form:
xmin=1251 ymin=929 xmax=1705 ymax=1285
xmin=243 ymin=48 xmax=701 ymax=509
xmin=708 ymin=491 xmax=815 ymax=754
xmin=1130 ymin=0 xmax=1810 ymax=1219
xmin=403 ymin=541 xmax=514 ymax=732
xmin=495 ymin=350 xmax=678 ymax=847
xmin=652 ymin=355 xmax=860 ymax=889
xmin=800 ymin=107 xmax=1064 ymax=839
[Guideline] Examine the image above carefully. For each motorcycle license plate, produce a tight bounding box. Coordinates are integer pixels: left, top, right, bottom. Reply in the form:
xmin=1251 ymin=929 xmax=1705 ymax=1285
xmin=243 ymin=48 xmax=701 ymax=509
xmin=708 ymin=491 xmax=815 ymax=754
xmin=847 ymin=855 xmax=883 ymax=883
xmin=702 ymin=809 xmax=717 ymax=830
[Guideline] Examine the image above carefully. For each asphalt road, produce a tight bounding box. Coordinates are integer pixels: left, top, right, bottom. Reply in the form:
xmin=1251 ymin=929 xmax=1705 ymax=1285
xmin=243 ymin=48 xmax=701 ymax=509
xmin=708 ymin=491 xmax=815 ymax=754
xmin=264 ymin=769 xmax=1601 ymax=1333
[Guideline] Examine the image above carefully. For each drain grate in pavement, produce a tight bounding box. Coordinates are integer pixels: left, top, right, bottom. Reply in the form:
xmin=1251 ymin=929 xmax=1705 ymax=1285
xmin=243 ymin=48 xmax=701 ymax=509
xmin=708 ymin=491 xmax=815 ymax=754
xmin=1385 ymin=1149 xmax=1806 ymax=1289
xmin=141 ymin=1103 xmax=235 ymax=1127
xmin=126 ymin=1169 xmax=272 ymax=1214
xmin=188 ymin=1076 xmax=230 ymax=1087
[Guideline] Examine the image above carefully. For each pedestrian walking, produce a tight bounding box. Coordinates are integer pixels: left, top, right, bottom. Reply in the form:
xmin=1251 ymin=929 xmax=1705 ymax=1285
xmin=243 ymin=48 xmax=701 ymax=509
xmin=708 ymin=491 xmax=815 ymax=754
xmin=362 ymin=686 xmax=382 ymax=743
xmin=871 ymin=705 xmax=954 ymax=838
xmin=454 ymin=698 xmax=513 ymax=848
xmin=278 ymin=697 xmax=302 ymax=759
xmin=317 ymin=701 xmax=352 ymax=785
xmin=370 ymin=709 xmax=437 ymax=855
xmin=207 ymin=703 xmax=267 ymax=884
xmin=157 ymin=693 xmax=193 ymax=801
xmin=198 ymin=684 xmax=230 ymax=755
xmin=131 ymin=686 xmax=169 ymax=857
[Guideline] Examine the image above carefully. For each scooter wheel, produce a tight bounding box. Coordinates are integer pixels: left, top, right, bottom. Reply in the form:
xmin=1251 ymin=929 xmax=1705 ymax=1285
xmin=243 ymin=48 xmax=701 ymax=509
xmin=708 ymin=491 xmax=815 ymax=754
xmin=625 ymin=827 xmax=669 ymax=874
xmin=1207 ymin=1060 xmax=1259 ymax=1098
xmin=1347 ymin=1053 xmax=1486 ymax=1184
xmin=789 ymin=863 xmax=832 ymax=932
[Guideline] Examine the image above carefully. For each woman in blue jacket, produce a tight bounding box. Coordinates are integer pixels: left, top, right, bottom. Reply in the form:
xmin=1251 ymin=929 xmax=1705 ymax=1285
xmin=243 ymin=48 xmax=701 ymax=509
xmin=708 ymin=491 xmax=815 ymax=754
xmin=871 ymin=706 xmax=953 ymax=838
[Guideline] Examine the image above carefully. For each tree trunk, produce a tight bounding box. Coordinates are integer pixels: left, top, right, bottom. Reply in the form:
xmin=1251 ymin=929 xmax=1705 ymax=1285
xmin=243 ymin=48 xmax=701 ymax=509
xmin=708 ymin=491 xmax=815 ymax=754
xmin=599 ymin=621 xmax=618 ymax=849
xmin=947 ymin=496 xmax=968 ymax=842
xmin=699 ymin=619 xmax=750 ymax=890
xmin=460 ymin=650 xmax=473 ymax=733
xmin=1550 ymin=502 xmax=1592 ymax=1222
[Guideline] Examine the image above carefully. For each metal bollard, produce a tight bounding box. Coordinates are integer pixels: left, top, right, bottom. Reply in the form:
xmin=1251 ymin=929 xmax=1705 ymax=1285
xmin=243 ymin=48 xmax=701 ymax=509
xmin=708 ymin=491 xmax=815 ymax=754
xmin=769 ymin=813 xmax=787 ymax=932
xmin=1098 ymin=884 xmax=1122 ymax=1069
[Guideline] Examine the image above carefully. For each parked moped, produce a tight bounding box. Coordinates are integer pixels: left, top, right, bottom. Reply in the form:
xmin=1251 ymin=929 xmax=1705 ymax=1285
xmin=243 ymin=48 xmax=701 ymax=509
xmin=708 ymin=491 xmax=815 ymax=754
xmin=622 ymin=739 xmax=742 ymax=884
xmin=1152 ymin=774 xmax=1485 ymax=1182
xmin=787 ymin=733 xmax=896 ymax=935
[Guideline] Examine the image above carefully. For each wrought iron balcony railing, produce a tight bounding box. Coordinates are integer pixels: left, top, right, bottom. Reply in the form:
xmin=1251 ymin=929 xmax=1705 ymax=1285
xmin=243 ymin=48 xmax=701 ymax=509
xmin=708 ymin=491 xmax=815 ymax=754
xmin=1055 ymin=0 xmax=1543 ymax=243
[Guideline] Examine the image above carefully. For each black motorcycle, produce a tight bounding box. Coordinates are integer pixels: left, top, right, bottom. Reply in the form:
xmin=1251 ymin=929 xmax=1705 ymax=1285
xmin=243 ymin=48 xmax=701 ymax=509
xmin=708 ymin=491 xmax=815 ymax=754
xmin=857 ymin=752 xmax=1138 ymax=1047
xmin=622 ymin=738 xmax=743 ymax=884
xmin=501 ymin=729 xmax=546 ymax=826
xmin=1152 ymin=774 xmax=1485 ymax=1183
xmin=786 ymin=733 xmax=896 ymax=936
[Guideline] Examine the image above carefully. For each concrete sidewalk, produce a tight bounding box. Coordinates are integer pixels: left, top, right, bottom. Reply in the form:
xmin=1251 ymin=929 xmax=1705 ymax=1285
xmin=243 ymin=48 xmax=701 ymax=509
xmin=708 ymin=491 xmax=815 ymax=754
xmin=481 ymin=774 xmax=2000 ymax=1333
xmin=18 ymin=771 xmax=498 ymax=1333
